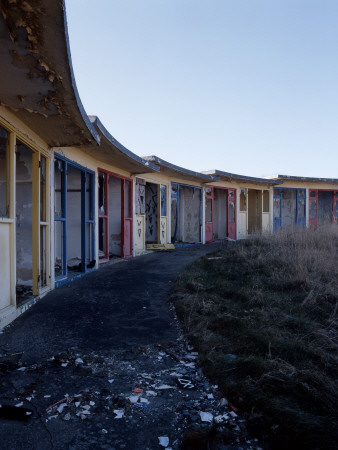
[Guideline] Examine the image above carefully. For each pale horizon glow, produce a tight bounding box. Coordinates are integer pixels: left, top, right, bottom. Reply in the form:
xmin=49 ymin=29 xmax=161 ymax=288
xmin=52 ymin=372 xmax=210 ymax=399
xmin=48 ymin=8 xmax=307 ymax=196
xmin=66 ymin=0 xmax=338 ymax=179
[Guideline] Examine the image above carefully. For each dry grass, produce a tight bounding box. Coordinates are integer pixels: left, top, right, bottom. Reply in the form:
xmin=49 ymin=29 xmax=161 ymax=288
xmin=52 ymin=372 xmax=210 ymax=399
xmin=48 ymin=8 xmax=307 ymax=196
xmin=173 ymin=226 xmax=338 ymax=449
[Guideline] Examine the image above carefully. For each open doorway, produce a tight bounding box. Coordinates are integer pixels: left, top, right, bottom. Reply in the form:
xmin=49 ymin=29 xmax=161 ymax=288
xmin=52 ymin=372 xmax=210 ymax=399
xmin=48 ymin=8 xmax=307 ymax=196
xmin=98 ymin=170 xmax=133 ymax=262
xmin=54 ymin=156 xmax=95 ymax=284
xmin=171 ymin=183 xmax=202 ymax=244
xmin=248 ymin=189 xmax=262 ymax=234
xmin=205 ymin=186 xmax=236 ymax=243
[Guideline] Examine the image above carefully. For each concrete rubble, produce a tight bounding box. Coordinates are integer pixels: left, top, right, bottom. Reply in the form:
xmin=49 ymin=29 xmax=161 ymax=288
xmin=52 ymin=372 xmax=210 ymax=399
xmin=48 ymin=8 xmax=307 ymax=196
xmin=0 ymin=327 xmax=262 ymax=449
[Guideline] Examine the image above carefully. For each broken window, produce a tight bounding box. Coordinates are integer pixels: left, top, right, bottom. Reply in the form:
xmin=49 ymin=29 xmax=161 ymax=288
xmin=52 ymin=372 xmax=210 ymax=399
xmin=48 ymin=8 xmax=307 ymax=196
xmin=161 ymin=185 xmax=167 ymax=216
xmin=135 ymin=180 xmax=145 ymax=215
xmin=273 ymin=198 xmax=281 ymax=218
xmin=309 ymin=200 xmax=317 ymax=219
xmin=0 ymin=126 xmax=9 ymax=218
xmin=205 ymin=197 xmax=212 ymax=222
xmin=240 ymin=188 xmax=247 ymax=212
xmin=229 ymin=201 xmax=235 ymax=223
xmin=298 ymin=199 xmax=305 ymax=219
xmin=263 ymin=190 xmax=269 ymax=213
xmin=124 ymin=180 xmax=131 ymax=218
xmin=98 ymin=172 xmax=106 ymax=215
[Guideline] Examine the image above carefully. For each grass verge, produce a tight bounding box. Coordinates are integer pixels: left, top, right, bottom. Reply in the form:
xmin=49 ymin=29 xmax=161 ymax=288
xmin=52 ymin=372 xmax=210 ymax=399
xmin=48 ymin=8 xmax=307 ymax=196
xmin=172 ymin=226 xmax=338 ymax=449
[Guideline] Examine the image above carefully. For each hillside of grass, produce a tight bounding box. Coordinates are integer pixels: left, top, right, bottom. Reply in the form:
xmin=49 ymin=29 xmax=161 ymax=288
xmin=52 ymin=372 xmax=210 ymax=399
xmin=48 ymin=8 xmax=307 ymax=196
xmin=172 ymin=226 xmax=338 ymax=449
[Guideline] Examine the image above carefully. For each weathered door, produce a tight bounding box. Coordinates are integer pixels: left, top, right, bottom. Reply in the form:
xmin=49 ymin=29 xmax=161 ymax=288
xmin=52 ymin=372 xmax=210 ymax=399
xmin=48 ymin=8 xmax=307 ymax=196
xmin=273 ymin=189 xmax=282 ymax=231
xmin=205 ymin=187 xmax=213 ymax=243
xmin=227 ymin=189 xmax=236 ymax=240
xmin=309 ymin=190 xmax=318 ymax=227
xmin=122 ymin=179 xmax=133 ymax=257
xmin=334 ymin=191 xmax=338 ymax=222
xmin=296 ymin=188 xmax=306 ymax=227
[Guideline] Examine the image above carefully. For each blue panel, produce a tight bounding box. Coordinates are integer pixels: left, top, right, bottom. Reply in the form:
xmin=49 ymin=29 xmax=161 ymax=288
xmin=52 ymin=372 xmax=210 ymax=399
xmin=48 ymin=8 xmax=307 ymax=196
xmin=273 ymin=188 xmax=282 ymax=232
xmin=81 ymin=171 xmax=86 ymax=273
xmin=296 ymin=188 xmax=306 ymax=227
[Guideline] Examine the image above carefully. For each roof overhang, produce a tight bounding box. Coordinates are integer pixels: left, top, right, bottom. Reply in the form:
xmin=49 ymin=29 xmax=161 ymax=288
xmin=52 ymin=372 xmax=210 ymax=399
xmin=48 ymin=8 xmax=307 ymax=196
xmin=0 ymin=0 xmax=99 ymax=147
xmin=203 ymin=170 xmax=283 ymax=186
xmin=77 ymin=117 xmax=159 ymax=174
xmin=143 ymin=155 xmax=219 ymax=183
xmin=267 ymin=174 xmax=338 ymax=184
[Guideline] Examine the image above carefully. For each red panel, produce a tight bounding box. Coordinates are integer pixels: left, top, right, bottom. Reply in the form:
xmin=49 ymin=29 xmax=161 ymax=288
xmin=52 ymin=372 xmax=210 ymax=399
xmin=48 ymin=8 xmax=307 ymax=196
xmin=205 ymin=222 xmax=213 ymax=243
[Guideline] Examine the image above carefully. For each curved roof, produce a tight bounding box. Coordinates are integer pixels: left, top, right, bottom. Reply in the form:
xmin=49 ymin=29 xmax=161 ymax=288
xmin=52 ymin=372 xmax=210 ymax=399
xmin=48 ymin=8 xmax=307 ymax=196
xmin=81 ymin=116 xmax=159 ymax=174
xmin=203 ymin=169 xmax=283 ymax=186
xmin=268 ymin=174 xmax=338 ymax=184
xmin=143 ymin=155 xmax=218 ymax=183
xmin=0 ymin=0 xmax=99 ymax=147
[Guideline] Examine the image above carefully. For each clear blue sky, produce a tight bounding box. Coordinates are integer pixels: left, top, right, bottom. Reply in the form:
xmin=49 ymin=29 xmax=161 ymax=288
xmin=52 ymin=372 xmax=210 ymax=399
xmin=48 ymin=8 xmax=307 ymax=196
xmin=66 ymin=0 xmax=338 ymax=178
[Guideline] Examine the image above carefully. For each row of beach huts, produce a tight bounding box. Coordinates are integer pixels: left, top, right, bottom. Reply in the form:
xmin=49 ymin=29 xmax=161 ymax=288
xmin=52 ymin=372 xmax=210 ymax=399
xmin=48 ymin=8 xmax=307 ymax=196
xmin=0 ymin=2 xmax=337 ymax=327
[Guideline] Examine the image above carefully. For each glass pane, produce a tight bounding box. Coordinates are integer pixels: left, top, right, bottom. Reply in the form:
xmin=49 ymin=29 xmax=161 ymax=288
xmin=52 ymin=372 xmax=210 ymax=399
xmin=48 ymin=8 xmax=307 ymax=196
xmin=124 ymin=180 xmax=131 ymax=218
xmin=240 ymin=188 xmax=247 ymax=211
xmin=229 ymin=201 xmax=235 ymax=223
xmin=298 ymin=199 xmax=305 ymax=219
xmin=54 ymin=220 xmax=64 ymax=277
xmin=171 ymin=198 xmax=177 ymax=241
xmin=40 ymin=155 xmax=46 ymax=222
xmin=54 ymin=159 xmax=64 ymax=218
xmin=136 ymin=183 xmax=145 ymax=215
xmin=334 ymin=200 xmax=338 ymax=219
xmin=205 ymin=187 xmax=212 ymax=196
xmin=263 ymin=190 xmax=269 ymax=213
xmin=99 ymin=217 xmax=106 ymax=259
xmin=98 ymin=172 xmax=106 ymax=215
xmin=40 ymin=224 xmax=47 ymax=287
xmin=205 ymin=198 xmax=212 ymax=222
xmin=310 ymin=190 xmax=317 ymax=198
xmin=229 ymin=190 xmax=235 ymax=198
xmin=86 ymin=172 xmax=93 ymax=220
xmin=86 ymin=222 xmax=93 ymax=265
xmin=0 ymin=126 xmax=9 ymax=218
xmin=161 ymin=185 xmax=166 ymax=216
xmin=310 ymin=199 xmax=317 ymax=219
xmin=273 ymin=198 xmax=281 ymax=218
xmin=298 ymin=189 xmax=305 ymax=198
xmin=16 ymin=141 xmax=33 ymax=289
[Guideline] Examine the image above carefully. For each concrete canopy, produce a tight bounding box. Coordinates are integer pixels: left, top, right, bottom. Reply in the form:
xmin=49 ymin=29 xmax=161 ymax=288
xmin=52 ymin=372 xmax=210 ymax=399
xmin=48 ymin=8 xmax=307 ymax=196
xmin=203 ymin=169 xmax=283 ymax=186
xmin=143 ymin=155 xmax=218 ymax=183
xmin=80 ymin=116 xmax=160 ymax=174
xmin=268 ymin=175 xmax=338 ymax=184
xmin=0 ymin=0 xmax=99 ymax=147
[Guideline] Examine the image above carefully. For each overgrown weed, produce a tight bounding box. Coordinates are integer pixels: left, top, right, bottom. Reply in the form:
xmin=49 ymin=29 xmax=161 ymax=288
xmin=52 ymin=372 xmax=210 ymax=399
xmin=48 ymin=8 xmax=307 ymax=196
xmin=173 ymin=226 xmax=338 ymax=449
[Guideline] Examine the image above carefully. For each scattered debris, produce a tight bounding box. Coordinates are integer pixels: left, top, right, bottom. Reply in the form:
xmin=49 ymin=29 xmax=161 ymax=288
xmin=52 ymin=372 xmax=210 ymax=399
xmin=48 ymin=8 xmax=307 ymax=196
xmin=113 ymin=409 xmax=124 ymax=419
xmin=199 ymin=411 xmax=213 ymax=423
xmin=176 ymin=378 xmax=195 ymax=390
xmin=158 ymin=436 xmax=170 ymax=447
